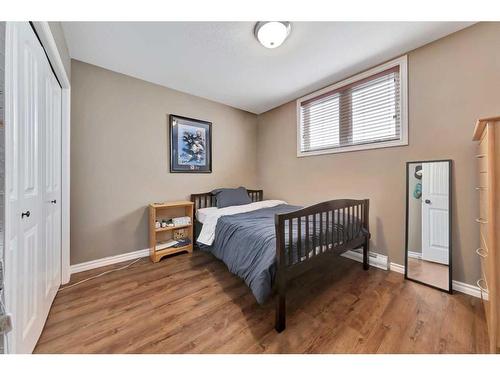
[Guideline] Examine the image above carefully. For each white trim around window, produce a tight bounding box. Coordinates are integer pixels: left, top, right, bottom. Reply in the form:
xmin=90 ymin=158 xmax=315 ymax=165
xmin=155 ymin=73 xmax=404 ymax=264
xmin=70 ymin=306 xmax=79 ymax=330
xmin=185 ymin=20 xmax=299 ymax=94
xmin=296 ymin=55 xmax=408 ymax=157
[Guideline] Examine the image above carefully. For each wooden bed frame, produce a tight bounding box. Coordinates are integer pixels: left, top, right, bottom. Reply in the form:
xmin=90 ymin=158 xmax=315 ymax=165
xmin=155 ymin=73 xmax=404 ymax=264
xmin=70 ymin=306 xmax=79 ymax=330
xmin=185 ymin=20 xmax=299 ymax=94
xmin=191 ymin=189 xmax=371 ymax=332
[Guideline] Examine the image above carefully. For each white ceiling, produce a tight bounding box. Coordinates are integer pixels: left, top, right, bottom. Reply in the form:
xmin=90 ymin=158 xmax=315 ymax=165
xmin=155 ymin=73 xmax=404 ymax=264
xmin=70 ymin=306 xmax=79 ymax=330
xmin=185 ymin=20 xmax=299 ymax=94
xmin=61 ymin=22 xmax=474 ymax=114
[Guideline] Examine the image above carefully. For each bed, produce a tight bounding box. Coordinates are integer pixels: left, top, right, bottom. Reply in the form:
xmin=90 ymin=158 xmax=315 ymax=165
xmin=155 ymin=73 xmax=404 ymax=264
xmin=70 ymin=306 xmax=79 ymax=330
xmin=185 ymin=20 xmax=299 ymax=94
xmin=191 ymin=189 xmax=371 ymax=332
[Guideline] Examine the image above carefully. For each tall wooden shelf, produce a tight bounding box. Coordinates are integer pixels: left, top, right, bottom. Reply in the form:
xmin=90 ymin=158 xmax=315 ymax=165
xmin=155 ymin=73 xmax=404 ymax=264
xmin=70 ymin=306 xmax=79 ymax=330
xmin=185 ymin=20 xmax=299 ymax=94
xmin=473 ymin=116 xmax=500 ymax=353
xmin=148 ymin=200 xmax=194 ymax=263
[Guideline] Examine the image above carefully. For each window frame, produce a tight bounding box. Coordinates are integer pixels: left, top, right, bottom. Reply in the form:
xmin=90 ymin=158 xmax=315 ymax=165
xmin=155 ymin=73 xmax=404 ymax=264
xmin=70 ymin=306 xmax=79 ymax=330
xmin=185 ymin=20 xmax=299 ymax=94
xmin=296 ymin=55 xmax=408 ymax=157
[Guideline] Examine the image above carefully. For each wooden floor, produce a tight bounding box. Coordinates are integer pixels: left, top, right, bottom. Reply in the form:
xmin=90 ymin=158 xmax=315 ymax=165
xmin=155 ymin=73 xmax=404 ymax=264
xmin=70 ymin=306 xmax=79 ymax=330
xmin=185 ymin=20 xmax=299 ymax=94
xmin=34 ymin=251 xmax=489 ymax=354
xmin=408 ymin=257 xmax=449 ymax=290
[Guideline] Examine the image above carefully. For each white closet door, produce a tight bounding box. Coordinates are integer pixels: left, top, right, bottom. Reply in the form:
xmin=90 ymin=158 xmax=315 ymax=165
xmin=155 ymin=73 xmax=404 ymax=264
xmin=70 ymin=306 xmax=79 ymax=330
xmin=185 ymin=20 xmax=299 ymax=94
xmin=5 ymin=22 xmax=62 ymax=354
xmin=41 ymin=60 xmax=61 ymax=308
xmin=17 ymin=21 xmax=44 ymax=354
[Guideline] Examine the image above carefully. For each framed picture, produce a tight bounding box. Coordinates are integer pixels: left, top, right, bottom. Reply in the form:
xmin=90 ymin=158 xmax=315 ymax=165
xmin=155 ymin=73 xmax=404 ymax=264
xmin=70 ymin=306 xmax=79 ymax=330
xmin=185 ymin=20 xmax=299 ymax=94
xmin=169 ymin=114 xmax=212 ymax=173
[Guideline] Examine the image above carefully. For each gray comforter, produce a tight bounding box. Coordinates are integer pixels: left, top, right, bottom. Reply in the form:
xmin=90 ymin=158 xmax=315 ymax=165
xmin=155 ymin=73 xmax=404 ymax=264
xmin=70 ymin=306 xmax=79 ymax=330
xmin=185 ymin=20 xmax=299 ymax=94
xmin=200 ymin=204 xmax=362 ymax=304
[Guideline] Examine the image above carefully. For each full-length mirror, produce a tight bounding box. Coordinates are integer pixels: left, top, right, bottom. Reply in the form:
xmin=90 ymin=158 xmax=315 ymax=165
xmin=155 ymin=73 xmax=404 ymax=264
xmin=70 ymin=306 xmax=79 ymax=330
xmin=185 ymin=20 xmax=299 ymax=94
xmin=405 ymin=160 xmax=452 ymax=293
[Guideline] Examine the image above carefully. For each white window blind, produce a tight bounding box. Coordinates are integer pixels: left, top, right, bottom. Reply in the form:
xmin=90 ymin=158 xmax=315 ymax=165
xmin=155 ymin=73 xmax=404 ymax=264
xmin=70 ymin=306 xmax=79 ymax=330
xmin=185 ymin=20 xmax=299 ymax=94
xmin=298 ymin=57 xmax=407 ymax=156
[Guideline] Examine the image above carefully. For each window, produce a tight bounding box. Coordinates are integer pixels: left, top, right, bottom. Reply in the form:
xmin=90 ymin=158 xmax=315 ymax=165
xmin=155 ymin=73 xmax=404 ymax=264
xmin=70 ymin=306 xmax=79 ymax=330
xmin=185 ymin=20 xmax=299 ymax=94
xmin=297 ymin=56 xmax=408 ymax=156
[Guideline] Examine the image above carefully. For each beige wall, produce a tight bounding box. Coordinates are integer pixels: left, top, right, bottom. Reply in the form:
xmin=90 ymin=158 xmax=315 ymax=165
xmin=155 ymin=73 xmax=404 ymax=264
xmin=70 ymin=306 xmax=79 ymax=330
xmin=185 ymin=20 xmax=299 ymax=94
xmin=71 ymin=60 xmax=258 ymax=264
xmin=257 ymin=22 xmax=500 ymax=284
xmin=407 ymin=163 xmax=422 ymax=254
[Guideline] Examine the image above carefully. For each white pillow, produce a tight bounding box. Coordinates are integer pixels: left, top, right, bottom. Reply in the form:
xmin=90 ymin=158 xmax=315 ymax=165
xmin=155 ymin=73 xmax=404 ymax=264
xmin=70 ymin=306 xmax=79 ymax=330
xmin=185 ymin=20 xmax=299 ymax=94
xmin=196 ymin=207 xmax=219 ymax=224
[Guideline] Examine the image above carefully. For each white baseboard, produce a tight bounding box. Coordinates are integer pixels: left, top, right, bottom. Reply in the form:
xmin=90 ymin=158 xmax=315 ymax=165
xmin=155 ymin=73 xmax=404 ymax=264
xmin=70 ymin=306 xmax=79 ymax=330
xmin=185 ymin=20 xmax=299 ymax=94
xmin=453 ymin=280 xmax=487 ymax=300
xmin=407 ymin=251 xmax=422 ymax=260
xmin=389 ymin=262 xmax=486 ymax=300
xmin=389 ymin=262 xmax=405 ymax=274
xmin=341 ymin=248 xmax=388 ymax=271
xmin=70 ymin=248 xmax=150 ymax=275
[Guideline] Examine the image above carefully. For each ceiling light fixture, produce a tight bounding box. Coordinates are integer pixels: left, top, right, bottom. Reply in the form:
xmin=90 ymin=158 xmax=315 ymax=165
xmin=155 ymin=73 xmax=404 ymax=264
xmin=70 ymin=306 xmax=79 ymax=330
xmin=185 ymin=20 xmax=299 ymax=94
xmin=254 ymin=21 xmax=291 ymax=49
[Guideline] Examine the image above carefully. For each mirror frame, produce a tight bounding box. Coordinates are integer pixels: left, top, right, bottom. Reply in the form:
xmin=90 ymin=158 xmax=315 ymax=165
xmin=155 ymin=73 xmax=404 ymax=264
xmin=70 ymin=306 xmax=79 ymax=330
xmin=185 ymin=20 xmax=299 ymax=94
xmin=404 ymin=159 xmax=453 ymax=294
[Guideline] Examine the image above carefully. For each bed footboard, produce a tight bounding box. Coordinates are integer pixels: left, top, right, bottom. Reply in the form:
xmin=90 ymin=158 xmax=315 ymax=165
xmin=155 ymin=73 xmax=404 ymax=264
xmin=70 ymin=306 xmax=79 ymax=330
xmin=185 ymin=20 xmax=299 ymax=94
xmin=274 ymin=199 xmax=370 ymax=332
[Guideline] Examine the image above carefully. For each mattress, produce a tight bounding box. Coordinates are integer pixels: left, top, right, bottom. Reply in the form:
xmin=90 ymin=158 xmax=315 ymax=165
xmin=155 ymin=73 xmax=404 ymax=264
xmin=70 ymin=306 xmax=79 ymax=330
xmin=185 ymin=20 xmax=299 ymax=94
xmin=196 ymin=206 xmax=219 ymax=224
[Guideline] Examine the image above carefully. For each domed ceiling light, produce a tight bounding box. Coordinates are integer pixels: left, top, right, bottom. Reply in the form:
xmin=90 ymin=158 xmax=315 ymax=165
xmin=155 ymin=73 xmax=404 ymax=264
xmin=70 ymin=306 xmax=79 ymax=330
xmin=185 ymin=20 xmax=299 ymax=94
xmin=254 ymin=21 xmax=291 ymax=49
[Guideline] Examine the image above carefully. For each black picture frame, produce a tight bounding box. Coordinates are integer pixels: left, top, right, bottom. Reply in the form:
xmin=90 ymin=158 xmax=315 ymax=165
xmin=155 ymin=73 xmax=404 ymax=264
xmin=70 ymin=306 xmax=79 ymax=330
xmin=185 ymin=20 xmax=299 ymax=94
xmin=169 ymin=114 xmax=212 ymax=173
xmin=404 ymin=159 xmax=453 ymax=294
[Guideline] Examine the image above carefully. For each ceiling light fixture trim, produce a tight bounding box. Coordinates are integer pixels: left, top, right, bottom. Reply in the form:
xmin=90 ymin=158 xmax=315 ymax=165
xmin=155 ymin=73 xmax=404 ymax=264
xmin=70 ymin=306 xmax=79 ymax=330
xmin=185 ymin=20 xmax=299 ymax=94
xmin=254 ymin=21 xmax=291 ymax=49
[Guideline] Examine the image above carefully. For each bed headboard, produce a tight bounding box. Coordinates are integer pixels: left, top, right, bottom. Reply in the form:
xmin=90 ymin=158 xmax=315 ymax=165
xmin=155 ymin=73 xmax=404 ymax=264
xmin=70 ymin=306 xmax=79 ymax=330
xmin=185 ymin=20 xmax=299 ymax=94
xmin=190 ymin=189 xmax=263 ymax=212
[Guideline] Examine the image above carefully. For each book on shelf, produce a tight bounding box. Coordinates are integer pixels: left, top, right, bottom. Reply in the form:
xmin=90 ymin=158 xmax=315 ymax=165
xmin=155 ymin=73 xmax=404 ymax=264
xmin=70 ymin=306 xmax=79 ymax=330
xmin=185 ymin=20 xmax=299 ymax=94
xmin=155 ymin=238 xmax=191 ymax=251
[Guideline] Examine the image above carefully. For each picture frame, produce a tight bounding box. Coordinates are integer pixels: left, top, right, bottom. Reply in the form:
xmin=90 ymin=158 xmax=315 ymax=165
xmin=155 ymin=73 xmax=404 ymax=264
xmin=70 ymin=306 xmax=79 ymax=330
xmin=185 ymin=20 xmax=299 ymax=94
xmin=169 ymin=114 xmax=212 ymax=173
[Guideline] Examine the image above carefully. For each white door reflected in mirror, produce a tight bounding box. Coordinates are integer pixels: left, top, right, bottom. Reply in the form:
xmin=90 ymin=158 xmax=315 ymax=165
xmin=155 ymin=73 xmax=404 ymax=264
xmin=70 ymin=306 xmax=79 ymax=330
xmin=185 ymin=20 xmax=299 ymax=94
xmin=406 ymin=160 xmax=452 ymax=292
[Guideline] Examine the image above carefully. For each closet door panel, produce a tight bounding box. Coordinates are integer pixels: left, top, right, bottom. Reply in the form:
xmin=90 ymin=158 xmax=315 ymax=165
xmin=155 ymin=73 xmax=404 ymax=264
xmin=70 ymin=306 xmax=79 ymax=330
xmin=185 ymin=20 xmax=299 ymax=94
xmin=20 ymin=39 xmax=39 ymax=198
xmin=16 ymin=21 xmax=44 ymax=353
xmin=41 ymin=67 xmax=61 ymax=303
xmin=21 ymin=226 xmax=38 ymax=339
xmin=51 ymin=77 xmax=62 ymax=290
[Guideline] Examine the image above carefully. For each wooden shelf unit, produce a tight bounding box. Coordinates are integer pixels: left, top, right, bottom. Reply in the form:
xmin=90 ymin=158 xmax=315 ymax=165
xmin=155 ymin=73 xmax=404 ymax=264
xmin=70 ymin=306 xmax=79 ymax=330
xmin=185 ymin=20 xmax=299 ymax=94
xmin=149 ymin=200 xmax=194 ymax=263
xmin=473 ymin=116 xmax=500 ymax=353
xmin=155 ymin=224 xmax=191 ymax=233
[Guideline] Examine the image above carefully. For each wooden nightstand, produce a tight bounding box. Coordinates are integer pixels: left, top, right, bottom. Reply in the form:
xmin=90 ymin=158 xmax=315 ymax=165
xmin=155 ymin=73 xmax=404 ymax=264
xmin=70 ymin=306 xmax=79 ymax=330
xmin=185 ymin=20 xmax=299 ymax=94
xmin=149 ymin=200 xmax=194 ymax=263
